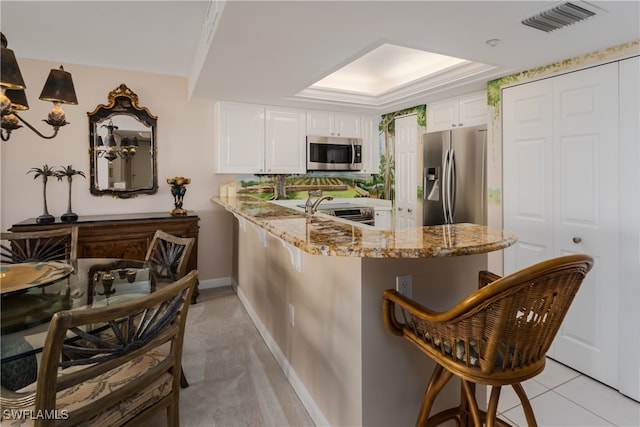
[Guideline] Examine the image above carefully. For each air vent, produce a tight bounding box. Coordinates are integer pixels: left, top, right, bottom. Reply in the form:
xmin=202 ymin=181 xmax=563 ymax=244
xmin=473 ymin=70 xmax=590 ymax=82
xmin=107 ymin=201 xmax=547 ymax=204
xmin=522 ymin=1 xmax=601 ymax=33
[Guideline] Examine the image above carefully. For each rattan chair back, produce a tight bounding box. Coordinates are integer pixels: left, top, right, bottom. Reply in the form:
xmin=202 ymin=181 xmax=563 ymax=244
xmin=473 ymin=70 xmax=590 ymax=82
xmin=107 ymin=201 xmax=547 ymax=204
xmin=1 ymin=228 xmax=78 ymax=264
xmin=145 ymin=230 xmax=194 ymax=282
xmin=0 ymin=270 xmax=198 ymax=426
xmin=383 ymin=254 xmax=594 ymax=426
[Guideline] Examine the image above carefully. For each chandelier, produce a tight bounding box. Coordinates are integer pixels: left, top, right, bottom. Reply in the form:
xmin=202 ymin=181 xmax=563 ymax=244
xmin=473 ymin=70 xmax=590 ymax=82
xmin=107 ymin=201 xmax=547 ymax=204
xmin=0 ymin=32 xmax=78 ymax=142
xmin=97 ymin=120 xmax=138 ymax=161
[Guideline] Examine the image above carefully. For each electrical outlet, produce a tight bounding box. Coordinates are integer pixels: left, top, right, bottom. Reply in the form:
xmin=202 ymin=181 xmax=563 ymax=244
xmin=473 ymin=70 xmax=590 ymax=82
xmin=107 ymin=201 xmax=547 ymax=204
xmin=289 ymin=303 xmax=295 ymax=327
xmin=396 ymin=275 xmax=412 ymax=298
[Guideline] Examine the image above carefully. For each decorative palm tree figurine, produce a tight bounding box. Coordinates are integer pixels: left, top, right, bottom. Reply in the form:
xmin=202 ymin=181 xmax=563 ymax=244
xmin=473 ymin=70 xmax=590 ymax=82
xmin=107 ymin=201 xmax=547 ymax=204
xmin=27 ymin=165 xmax=57 ymax=224
xmin=56 ymin=165 xmax=86 ymax=222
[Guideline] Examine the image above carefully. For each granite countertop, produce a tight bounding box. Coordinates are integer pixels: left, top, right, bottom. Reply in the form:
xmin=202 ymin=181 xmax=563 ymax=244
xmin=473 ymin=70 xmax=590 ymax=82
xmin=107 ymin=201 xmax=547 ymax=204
xmin=213 ymin=196 xmax=516 ymax=258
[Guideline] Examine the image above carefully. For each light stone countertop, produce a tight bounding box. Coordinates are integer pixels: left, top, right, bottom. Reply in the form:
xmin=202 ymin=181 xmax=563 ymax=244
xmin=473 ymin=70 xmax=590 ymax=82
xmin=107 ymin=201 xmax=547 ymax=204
xmin=213 ymin=196 xmax=516 ymax=258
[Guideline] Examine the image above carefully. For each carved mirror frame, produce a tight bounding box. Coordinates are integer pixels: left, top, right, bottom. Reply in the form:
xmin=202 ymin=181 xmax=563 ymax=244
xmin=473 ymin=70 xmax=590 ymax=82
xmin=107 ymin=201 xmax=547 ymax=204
xmin=88 ymin=84 xmax=158 ymax=198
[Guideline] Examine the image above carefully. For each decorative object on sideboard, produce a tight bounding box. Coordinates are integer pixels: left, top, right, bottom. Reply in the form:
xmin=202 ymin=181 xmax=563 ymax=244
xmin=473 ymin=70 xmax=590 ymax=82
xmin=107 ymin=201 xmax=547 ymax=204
xmin=56 ymin=165 xmax=86 ymax=223
xmin=1 ymin=32 xmax=78 ymax=142
xmin=167 ymin=177 xmax=191 ymax=216
xmin=27 ymin=165 xmax=57 ymax=224
xmin=88 ymin=84 xmax=157 ymax=198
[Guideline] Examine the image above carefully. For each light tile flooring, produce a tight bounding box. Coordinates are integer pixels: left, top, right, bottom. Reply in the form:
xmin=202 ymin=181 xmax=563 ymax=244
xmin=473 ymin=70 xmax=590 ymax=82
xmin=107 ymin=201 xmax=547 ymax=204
xmin=496 ymin=358 xmax=640 ymax=426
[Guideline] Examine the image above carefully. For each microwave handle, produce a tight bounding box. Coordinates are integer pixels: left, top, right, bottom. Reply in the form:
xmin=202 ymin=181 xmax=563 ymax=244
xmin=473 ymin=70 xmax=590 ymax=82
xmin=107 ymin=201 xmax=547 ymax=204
xmin=351 ymin=140 xmax=355 ymax=165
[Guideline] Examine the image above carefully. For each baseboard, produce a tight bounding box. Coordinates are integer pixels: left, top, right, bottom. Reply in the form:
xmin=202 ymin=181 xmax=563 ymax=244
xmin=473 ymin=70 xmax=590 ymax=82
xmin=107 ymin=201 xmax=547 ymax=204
xmin=236 ymin=286 xmax=329 ymax=427
xmin=198 ymin=277 xmax=233 ymax=290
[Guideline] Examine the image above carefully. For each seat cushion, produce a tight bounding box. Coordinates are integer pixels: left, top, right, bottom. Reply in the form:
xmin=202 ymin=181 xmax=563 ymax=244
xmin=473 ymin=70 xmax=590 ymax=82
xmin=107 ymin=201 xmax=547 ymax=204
xmin=4 ymin=351 xmax=172 ymax=427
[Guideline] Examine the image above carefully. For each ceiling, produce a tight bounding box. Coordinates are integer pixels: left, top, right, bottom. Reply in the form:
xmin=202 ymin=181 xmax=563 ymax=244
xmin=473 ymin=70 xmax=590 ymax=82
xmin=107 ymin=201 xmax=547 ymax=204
xmin=2 ymin=1 xmax=639 ymax=114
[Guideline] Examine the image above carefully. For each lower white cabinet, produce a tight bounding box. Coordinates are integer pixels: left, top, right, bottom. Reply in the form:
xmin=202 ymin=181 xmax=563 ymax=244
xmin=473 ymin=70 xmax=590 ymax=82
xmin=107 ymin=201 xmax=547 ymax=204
xmin=214 ymin=102 xmax=306 ymax=174
xmin=373 ymin=209 xmax=391 ymax=229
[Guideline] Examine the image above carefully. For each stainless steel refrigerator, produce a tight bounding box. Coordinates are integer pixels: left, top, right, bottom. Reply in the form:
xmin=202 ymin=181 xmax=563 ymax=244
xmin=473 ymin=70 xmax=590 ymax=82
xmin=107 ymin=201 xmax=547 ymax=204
xmin=422 ymin=125 xmax=487 ymax=226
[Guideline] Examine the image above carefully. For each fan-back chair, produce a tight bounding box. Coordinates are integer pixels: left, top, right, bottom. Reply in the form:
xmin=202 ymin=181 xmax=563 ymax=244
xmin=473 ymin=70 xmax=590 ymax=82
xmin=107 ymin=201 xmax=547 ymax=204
xmin=382 ymin=254 xmax=594 ymax=427
xmin=0 ymin=270 xmax=198 ymax=427
xmin=145 ymin=230 xmax=194 ymax=288
xmin=145 ymin=229 xmax=195 ymax=388
xmin=1 ymin=228 xmax=78 ymax=264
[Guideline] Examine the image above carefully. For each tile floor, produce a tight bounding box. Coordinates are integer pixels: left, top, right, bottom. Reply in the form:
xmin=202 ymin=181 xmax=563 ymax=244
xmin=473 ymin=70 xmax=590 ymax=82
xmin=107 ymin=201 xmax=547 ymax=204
xmin=496 ymin=358 xmax=640 ymax=426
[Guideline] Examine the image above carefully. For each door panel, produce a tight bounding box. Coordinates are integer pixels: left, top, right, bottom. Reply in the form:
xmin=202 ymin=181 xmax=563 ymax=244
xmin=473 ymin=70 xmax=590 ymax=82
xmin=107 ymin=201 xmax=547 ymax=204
xmin=551 ymin=63 xmax=619 ymax=386
xmin=395 ymin=115 xmax=419 ymax=228
xmin=503 ymin=62 xmax=620 ymax=389
xmin=503 ymin=79 xmax=554 ymax=271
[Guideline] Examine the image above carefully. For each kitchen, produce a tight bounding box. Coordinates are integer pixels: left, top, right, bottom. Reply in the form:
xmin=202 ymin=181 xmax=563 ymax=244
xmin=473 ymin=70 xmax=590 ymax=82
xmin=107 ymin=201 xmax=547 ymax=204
xmin=1 ymin=1 xmax=639 ymax=426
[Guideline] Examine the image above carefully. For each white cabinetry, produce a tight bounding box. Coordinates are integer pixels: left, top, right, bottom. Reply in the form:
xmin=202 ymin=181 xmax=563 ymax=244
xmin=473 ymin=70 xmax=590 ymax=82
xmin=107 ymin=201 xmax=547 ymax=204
xmin=360 ymin=115 xmax=380 ymax=174
xmin=214 ymin=102 xmax=306 ymax=174
xmin=427 ymin=91 xmax=487 ymax=133
xmin=214 ymin=102 xmax=265 ymax=174
xmin=265 ymin=107 xmax=306 ymax=174
xmin=503 ymin=62 xmax=625 ymax=392
xmin=307 ymin=111 xmax=361 ymax=137
xmin=373 ymin=209 xmax=391 ymax=229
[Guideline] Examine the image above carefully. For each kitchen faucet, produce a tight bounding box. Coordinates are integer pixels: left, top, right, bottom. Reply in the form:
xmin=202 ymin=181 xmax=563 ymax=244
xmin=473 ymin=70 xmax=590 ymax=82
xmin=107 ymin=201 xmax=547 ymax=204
xmin=304 ymin=190 xmax=334 ymax=215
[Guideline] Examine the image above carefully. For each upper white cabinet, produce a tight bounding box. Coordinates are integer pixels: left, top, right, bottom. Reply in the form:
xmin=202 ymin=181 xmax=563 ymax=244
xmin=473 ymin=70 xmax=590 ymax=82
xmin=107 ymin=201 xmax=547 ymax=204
xmin=265 ymin=107 xmax=307 ymax=174
xmin=215 ymin=102 xmax=265 ymax=174
xmin=360 ymin=115 xmax=380 ymax=174
xmin=214 ymin=102 xmax=306 ymax=174
xmin=307 ymin=111 xmax=361 ymax=137
xmin=427 ymin=91 xmax=487 ymax=133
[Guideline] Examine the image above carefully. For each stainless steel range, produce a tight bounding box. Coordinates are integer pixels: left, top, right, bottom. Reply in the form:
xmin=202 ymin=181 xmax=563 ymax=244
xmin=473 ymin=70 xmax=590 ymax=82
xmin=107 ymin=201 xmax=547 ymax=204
xmin=297 ymin=203 xmax=375 ymax=226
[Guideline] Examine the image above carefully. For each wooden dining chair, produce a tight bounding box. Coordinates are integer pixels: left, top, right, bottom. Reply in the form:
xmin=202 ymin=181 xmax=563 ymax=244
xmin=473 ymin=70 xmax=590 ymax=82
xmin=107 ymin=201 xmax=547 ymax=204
xmin=145 ymin=230 xmax=194 ymax=285
xmin=1 ymin=228 xmax=78 ymax=264
xmin=382 ymin=254 xmax=594 ymax=427
xmin=0 ymin=270 xmax=198 ymax=427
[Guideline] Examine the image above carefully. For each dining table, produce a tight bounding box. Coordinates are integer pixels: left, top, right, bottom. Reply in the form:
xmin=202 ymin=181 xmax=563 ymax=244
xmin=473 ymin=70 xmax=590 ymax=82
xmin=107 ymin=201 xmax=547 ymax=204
xmin=0 ymin=258 xmax=152 ymax=391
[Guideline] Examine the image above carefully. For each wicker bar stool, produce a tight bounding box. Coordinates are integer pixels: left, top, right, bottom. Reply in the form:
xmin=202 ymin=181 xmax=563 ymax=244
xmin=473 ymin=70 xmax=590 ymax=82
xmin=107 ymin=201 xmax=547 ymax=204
xmin=383 ymin=254 xmax=594 ymax=427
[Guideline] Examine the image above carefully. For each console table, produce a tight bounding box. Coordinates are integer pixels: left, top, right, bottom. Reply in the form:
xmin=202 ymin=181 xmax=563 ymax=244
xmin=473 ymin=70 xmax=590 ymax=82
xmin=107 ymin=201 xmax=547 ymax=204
xmin=10 ymin=212 xmax=200 ymax=302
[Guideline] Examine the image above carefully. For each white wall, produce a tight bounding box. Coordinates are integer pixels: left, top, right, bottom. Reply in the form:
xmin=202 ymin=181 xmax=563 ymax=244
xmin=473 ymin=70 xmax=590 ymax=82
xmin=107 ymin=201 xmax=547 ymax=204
xmin=0 ymin=57 xmax=234 ymax=282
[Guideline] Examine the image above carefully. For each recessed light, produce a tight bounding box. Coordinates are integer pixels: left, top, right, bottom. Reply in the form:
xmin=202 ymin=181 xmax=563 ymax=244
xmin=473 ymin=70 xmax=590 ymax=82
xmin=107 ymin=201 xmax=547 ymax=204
xmin=485 ymin=39 xmax=501 ymax=47
xmin=310 ymin=43 xmax=467 ymax=96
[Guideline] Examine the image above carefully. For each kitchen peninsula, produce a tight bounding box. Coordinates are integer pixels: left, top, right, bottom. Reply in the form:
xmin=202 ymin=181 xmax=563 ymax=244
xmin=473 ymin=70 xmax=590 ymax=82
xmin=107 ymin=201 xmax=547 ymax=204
xmin=213 ymin=195 xmax=516 ymax=427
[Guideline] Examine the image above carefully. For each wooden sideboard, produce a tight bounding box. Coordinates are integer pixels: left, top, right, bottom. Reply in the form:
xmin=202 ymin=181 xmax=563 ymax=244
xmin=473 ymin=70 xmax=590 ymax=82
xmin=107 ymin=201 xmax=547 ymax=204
xmin=10 ymin=212 xmax=200 ymax=302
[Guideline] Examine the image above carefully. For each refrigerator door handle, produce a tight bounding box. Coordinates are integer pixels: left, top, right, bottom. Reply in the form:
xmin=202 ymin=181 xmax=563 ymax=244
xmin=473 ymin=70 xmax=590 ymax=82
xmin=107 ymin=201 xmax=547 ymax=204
xmin=442 ymin=149 xmax=450 ymax=221
xmin=449 ymin=149 xmax=457 ymax=224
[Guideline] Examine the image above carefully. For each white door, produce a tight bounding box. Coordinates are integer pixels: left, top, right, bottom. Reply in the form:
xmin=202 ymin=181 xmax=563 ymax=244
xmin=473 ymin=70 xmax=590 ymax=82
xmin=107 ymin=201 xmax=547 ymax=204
xmin=503 ymin=63 xmax=620 ymax=388
xmin=618 ymin=56 xmax=640 ymax=401
xmin=550 ymin=63 xmax=619 ymax=387
xmin=503 ymin=78 xmax=555 ymax=269
xmin=394 ymin=115 xmax=418 ymax=229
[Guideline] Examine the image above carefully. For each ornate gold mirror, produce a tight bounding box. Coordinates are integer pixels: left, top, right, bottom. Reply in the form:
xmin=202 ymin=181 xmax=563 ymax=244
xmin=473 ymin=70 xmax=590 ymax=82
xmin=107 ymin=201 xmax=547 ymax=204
xmin=88 ymin=84 xmax=157 ymax=198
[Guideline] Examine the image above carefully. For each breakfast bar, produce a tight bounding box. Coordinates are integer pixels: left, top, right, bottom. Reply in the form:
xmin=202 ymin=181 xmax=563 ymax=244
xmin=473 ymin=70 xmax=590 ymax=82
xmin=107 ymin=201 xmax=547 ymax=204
xmin=213 ymin=195 xmax=516 ymax=427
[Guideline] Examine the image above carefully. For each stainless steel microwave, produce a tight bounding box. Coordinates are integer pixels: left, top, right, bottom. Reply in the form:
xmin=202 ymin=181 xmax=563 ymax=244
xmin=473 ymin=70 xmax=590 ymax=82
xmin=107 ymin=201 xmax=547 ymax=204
xmin=307 ymin=136 xmax=363 ymax=171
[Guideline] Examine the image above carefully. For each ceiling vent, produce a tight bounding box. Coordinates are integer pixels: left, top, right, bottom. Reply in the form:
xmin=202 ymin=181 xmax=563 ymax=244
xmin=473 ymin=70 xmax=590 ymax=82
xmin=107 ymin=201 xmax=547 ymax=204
xmin=522 ymin=1 xmax=602 ymax=33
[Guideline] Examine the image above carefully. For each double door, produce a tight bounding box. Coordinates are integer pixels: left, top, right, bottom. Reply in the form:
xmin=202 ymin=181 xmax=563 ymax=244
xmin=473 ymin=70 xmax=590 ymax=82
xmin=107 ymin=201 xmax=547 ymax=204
xmin=503 ymin=63 xmax=620 ymax=389
xmin=394 ymin=114 xmax=419 ymax=229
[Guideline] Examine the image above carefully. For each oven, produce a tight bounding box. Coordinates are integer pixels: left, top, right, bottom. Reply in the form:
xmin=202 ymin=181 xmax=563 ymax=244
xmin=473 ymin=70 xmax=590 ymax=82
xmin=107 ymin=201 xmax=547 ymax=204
xmin=317 ymin=204 xmax=375 ymax=226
